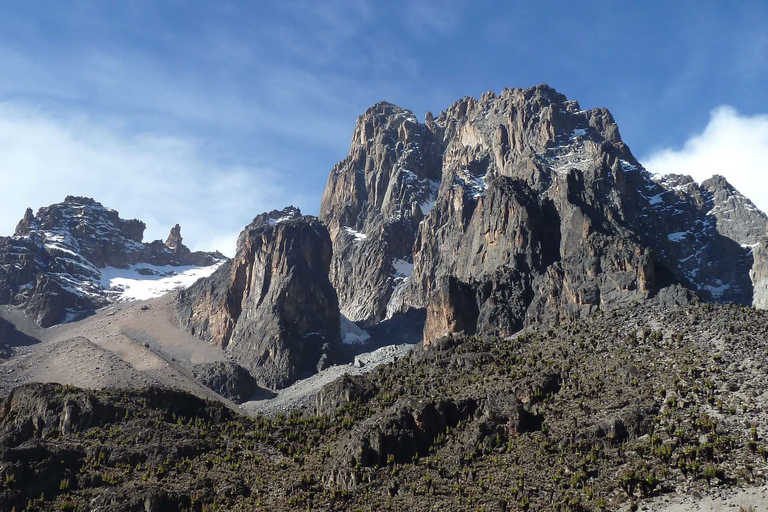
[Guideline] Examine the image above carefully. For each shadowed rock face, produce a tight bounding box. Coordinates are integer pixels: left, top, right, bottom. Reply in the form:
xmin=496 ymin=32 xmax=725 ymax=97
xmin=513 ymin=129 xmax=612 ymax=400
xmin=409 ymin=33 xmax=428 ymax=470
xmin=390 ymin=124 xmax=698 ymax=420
xmin=190 ymin=361 xmax=260 ymax=404
xmin=320 ymin=85 xmax=768 ymax=343
xmin=0 ymin=196 xmax=224 ymax=327
xmin=176 ymin=207 xmax=342 ymax=390
xmin=752 ymin=230 xmax=768 ymax=309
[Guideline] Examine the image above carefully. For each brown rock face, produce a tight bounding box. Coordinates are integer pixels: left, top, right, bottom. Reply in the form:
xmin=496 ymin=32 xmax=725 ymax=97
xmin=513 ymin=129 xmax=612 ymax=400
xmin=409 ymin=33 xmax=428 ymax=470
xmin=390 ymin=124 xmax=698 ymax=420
xmin=423 ymin=276 xmax=479 ymax=343
xmin=165 ymin=224 xmax=183 ymax=249
xmin=176 ymin=207 xmax=342 ymax=389
xmin=321 ymin=85 xmax=766 ymax=343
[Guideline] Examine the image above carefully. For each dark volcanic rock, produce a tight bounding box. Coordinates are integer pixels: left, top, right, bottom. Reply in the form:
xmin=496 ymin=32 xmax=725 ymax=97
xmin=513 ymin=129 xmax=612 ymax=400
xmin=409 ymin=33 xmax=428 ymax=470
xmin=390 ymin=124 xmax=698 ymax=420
xmin=326 ymin=396 xmax=477 ymax=489
xmin=177 ymin=207 xmax=342 ymax=389
xmin=0 ymin=382 xmax=230 ymax=449
xmin=0 ymin=197 xmax=223 ymax=327
xmin=314 ymin=374 xmax=378 ymax=417
xmin=190 ymin=361 xmax=260 ymax=404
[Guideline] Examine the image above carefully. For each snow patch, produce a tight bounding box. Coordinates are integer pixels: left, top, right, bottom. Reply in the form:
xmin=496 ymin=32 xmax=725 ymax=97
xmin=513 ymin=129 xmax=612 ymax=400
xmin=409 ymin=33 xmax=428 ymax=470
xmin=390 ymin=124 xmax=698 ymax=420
xmin=667 ymin=232 xmax=688 ymax=242
xmin=620 ymin=160 xmax=638 ymax=172
xmin=100 ymin=262 xmax=224 ymax=302
xmin=419 ymin=179 xmax=440 ymax=215
xmin=455 ymin=169 xmax=487 ymax=199
xmin=343 ymin=227 xmax=368 ymax=242
xmin=392 ymin=258 xmax=414 ymax=278
xmin=268 ymin=217 xmax=292 ymax=226
xmin=703 ymin=282 xmax=731 ymax=299
xmin=340 ymin=314 xmax=371 ymax=345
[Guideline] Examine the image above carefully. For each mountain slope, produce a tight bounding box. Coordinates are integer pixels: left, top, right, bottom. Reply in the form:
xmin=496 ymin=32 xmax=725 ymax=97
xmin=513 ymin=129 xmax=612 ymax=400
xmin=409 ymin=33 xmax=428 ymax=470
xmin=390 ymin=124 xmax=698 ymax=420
xmin=1 ymin=302 xmax=766 ymax=511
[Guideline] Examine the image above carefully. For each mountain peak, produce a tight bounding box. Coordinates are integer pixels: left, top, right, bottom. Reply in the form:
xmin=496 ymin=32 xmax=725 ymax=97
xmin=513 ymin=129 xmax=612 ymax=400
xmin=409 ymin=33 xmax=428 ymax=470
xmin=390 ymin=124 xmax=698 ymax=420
xmin=320 ymin=85 xmax=767 ymax=337
xmin=0 ymin=197 xmax=224 ymax=327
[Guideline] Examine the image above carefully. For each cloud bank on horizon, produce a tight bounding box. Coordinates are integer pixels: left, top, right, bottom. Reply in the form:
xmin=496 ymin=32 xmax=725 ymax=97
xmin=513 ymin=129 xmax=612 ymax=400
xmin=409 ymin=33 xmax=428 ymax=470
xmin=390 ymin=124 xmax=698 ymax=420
xmin=0 ymin=103 xmax=309 ymax=256
xmin=643 ymin=107 xmax=768 ymax=216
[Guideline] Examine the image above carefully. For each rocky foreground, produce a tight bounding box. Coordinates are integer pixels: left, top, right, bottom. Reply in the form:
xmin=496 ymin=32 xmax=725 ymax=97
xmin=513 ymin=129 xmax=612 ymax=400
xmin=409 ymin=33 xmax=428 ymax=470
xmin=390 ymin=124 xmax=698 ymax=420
xmin=1 ymin=301 xmax=766 ymax=511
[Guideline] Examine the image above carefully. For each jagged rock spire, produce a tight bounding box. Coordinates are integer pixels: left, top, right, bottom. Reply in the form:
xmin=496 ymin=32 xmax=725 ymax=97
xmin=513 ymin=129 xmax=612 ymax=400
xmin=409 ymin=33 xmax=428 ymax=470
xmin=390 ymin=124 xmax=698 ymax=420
xmin=166 ymin=224 xmax=183 ymax=249
xmin=14 ymin=208 xmax=35 ymax=237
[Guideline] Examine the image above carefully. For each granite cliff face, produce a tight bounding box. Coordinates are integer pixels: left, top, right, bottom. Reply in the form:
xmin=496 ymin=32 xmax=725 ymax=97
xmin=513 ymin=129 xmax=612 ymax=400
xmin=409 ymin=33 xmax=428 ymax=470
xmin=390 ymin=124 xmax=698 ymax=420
xmin=0 ymin=196 xmax=223 ymax=327
xmin=319 ymin=102 xmax=442 ymax=326
xmin=320 ymin=85 xmax=768 ymax=343
xmin=176 ymin=207 xmax=342 ymax=389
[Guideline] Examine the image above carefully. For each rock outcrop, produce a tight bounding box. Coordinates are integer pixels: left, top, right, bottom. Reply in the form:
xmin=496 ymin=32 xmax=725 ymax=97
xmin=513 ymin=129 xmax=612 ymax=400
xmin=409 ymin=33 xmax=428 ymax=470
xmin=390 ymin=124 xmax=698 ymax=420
xmin=320 ymin=102 xmax=442 ymax=326
xmin=0 ymin=196 xmax=223 ymax=327
xmin=190 ymin=361 xmax=260 ymax=404
xmin=752 ymin=229 xmax=768 ymax=309
xmin=326 ymin=396 xmax=478 ymax=489
xmin=320 ymin=85 xmax=768 ymax=343
xmin=176 ymin=207 xmax=342 ymax=389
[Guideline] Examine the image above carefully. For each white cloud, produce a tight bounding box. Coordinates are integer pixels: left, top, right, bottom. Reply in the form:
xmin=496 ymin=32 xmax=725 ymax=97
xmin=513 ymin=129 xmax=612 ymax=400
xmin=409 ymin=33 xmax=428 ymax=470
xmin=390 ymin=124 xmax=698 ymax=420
xmin=0 ymin=103 xmax=306 ymax=256
xmin=642 ymin=106 xmax=768 ymax=216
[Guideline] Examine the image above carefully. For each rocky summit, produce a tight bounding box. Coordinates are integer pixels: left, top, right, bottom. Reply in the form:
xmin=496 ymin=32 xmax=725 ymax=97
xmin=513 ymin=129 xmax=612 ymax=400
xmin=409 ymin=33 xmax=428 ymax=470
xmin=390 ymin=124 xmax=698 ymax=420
xmin=0 ymin=196 xmax=224 ymax=327
xmin=0 ymin=85 xmax=768 ymax=512
xmin=321 ymin=85 xmax=768 ymax=343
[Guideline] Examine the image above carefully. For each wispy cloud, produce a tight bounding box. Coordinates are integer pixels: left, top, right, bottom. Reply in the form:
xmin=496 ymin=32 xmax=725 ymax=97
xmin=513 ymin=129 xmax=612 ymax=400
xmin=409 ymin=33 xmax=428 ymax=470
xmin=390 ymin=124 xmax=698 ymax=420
xmin=642 ymin=106 xmax=768 ymax=217
xmin=0 ymin=103 xmax=308 ymax=255
xmin=405 ymin=0 xmax=466 ymax=35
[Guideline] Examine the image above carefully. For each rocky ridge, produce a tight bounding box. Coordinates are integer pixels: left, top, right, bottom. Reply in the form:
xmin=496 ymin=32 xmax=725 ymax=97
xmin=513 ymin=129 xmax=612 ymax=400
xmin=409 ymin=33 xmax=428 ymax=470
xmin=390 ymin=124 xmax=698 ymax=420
xmin=320 ymin=85 xmax=768 ymax=342
xmin=0 ymin=196 xmax=224 ymax=327
xmin=176 ymin=207 xmax=342 ymax=390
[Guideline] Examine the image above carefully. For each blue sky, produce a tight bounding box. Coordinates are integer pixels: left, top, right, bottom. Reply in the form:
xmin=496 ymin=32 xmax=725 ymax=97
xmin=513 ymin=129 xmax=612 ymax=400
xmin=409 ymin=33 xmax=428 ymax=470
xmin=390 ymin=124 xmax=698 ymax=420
xmin=1 ymin=1 xmax=767 ymax=253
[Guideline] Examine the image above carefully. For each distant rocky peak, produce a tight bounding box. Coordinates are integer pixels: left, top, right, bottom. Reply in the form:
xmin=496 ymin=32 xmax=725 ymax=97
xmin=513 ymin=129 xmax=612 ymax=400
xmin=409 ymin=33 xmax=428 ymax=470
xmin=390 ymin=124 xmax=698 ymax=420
xmin=318 ymin=83 xmax=768 ymax=333
xmin=0 ymin=196 xmax=225 ymax=327
xmin=165 ymin=224 xmax=183 ymax=249
xmin=701 ymin=174 xmax=767 ymax=247
xmin=14 ymin=208 xmax=36 ymax=237
xmin=650 ymin=173 xmax=768 ymax=248
xmin=177 ymin=206 xmax=340 ymax=389
xmin=235 ymin=207 xmax=305 ymax=251
xmin=352 ymin=102 xmax=423 ymax=157
xmin=260 ymin=206 xmax=303 ymax=226
xmin=435 ymin=84 xmax=620 ymax=154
